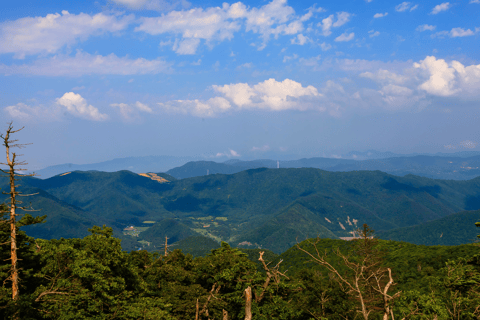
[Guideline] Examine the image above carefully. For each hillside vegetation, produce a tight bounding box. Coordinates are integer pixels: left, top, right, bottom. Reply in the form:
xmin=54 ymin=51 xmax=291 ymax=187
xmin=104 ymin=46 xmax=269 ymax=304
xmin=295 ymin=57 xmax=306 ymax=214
xmin=2 ymin=167 xmax=480 ymax=253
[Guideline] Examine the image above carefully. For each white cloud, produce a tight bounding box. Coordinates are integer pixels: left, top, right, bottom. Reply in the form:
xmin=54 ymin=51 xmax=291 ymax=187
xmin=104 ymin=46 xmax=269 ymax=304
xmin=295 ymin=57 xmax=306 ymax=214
xmin=335 ymin=32 xmax=355 ymax=42
xmin=135 ymin=101 xmax=153 ymax=113
xmin=320 ymin=42 xmax=332 ymax=51
xmin=333 ymin=12 xmax=351 ymax=27
xmin=0 ymin=51 xmax=172 ymax=76
xmin=449 ymin=27 xmax=476 ymax=37
xmin=368 ymin=30 xmax=380 ymax=38
xmin=290 ymin=33 xmax=310 ymax=45
xmin=460 ymin=140 xmax=477 ymax=148
xmin=215 ymin=149 xmax=241 ymax=157
xmin=317 ymin=12 xmax=351 ymax=36
xmin=191 ymin=59 xmax=201 ymax=66
xmin=136 ymin=0 xmax=307 ymax=53
xmin=251 ymin=145 xmax=270 ymax=151
xmin=360 ymin=69 xmax=407 ymax=85
xmin=56 ymin=92 xmax=108 ymax=121
xmin=431 ymin=2 xmax=451 ymax=14
xmin=158 ymin=97 xmax=232 ymax=117
xmin=236 ymin=62 xmax=253 ymax=70
xmin=214 ymin=78 xmax=322 ymax=111
xmin=173 ymin=38 xmax=201 ymax=55
xmin=432 ymin=27 xmax=478 ymax=38
xmin=158 ymin=78 xmax=324 ymax=117
xmin=110 ymin=103 xmax=134 ymax=120
xmin=109 ymin=0 xmax=191 ymax=11
xmin=373 ymin=12 xmax=388 ymax=18
xmin=416 ymin=24 xmax=436 ymax=32
xmin=283 ymin=54 xmax=298 ymax=63
xmin=229 ymin=149 xmax=240 ymax=157
xmin=395 ymin=2 xmax=416 ymax=12
xmin=110 ymin=102 xmax=152 ymax=120
xmin=470 ymin=0 xmax=480 ymax=3
xmin=414 ymin=56 xmax=480 ymax=98
xmin=3 ymin=103 xmax=59 ymax=121
xmin=318 ymin=15 xmax=334 ymax=36
xmin=0 ymin=11 xmax=133 ymax=58
xmin=299 ymin=55 xmax=321 ymax=67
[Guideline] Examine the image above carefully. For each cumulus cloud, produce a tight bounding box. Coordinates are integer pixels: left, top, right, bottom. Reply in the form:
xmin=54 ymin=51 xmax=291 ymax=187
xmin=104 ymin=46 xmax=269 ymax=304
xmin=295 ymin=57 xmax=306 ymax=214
xmin=416 ymin=24 xmax=436 ymax=32
xmin=431 ymin=2 xmax=451 ymax=14
xmin=136 ymin=0 xmax=309 ymax=53
xmin=56 ymin=92 xmax=108 ymax=121
xmin=368 ymin=30 xmax=380 ymax=38
xmin=373 ymin=12 xmax=388 ymax=18
xmin=335 ymin=32 xmax=355 ymax=42
xmin=109 ymin=0 xmax=191 ymax=11
xmin=395 ymin=2 xmax=417 ymax=12
xmin=158 ymin=78 xmax=324 ymax=117
xmin=0 ymin=51 xmax=172 ymax=76
xmin=414 ymin=56 xmax=480 ymax=98
xmin=0 ymin=11 xmax=133 ymax=58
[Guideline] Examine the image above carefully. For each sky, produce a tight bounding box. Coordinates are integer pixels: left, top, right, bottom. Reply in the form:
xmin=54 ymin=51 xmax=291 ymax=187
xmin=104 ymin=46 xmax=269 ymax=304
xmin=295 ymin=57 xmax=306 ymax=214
xmin=0 ymin=0 xmax=479 ymax=170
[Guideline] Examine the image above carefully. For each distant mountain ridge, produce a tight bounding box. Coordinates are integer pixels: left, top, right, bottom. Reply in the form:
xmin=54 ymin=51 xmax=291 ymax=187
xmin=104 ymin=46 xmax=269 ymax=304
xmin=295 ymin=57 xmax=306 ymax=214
xmin=166 ymin=154 xmax=480 ymax=180
xmin=32 ymin=150 xmax=480 ymax=179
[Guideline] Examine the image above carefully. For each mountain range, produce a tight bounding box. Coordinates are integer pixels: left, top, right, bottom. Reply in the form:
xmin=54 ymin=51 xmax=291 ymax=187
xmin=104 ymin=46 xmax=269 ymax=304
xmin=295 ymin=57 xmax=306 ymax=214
xmin=1 ymin=162 xmax=480 ymax=253
xmin=32 ymin=150 xmax=480 ymax=179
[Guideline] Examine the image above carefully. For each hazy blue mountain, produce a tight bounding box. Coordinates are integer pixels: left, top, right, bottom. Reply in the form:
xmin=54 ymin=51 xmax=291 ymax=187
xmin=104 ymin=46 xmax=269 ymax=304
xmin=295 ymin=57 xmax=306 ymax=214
xmin=32 ymin=150 xmax=480 ymax=180
xmin=166 ymin=155 xmax=480 ymax=180
xmin=33 ymin=155 xmax=199 ymax=179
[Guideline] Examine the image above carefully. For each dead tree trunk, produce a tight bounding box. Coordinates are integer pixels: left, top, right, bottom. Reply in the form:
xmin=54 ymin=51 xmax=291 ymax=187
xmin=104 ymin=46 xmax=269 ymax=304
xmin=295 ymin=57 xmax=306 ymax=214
xmin=0 ymin=122 xmax=37 ymax=303
xmin=244 ymin=286 xmax=252 ymax=320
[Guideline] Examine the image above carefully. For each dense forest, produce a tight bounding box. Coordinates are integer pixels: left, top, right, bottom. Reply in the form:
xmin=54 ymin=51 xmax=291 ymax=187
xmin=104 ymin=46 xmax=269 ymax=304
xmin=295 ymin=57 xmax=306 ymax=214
xmin=1 ymin=212 xmax=480 ymax=319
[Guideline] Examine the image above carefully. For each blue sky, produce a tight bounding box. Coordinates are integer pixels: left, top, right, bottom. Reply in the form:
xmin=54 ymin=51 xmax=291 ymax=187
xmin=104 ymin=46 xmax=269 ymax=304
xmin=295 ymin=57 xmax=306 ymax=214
xmin=0 ymin=0 xmax=479 ymax=170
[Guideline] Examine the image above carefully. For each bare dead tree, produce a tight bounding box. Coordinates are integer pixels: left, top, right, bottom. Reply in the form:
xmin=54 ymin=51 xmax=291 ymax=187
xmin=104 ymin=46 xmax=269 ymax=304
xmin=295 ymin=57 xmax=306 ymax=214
xmin=0 ymin=122 xmax=38 ymax=302
xmin=254 ymin=251 xmax=289 ymax=303
xmin=244 ymin=286 xmax=252 ymax=320
xmin=159 ymin=236 xmax=176 ymax=256
xmin=196 ymin=282 xmax=221 ymax=320
xmin=296 ymin=225 xmax=401 ymax=320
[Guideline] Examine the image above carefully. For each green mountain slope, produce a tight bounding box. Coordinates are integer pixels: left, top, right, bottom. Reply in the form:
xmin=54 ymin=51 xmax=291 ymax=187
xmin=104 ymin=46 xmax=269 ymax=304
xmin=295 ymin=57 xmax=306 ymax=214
xmin=377 ymin=209 xmax=480 ymax=245
xmin=139 ymin=218 xmax=200 ymax=247
xmin=5 ymin=167 xmax=480 ymax=251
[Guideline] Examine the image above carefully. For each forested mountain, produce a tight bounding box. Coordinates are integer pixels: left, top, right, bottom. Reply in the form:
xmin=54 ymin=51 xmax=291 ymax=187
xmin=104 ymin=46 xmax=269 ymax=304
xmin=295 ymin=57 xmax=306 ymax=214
xmin=2 ymin=167 xmax=480 ymax=253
